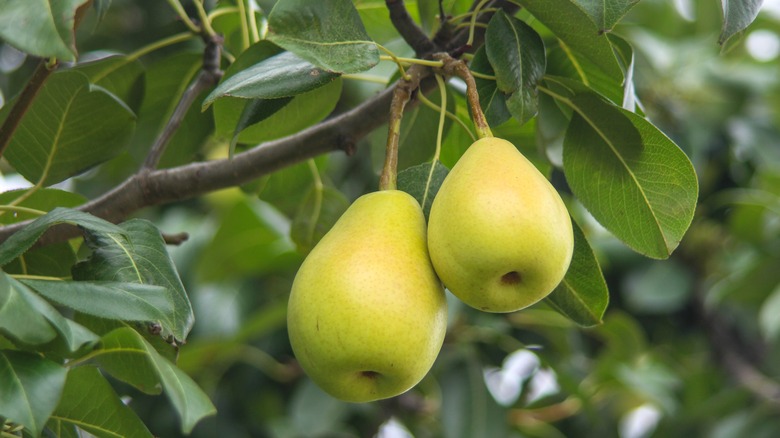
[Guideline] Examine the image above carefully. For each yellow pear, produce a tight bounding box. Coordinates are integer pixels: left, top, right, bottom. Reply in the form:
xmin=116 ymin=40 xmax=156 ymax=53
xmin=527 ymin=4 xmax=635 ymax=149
xmin=287 ymin=190 xmax=447 ymax=403
xmin=427 ymin=137 xmax=573 ymax=312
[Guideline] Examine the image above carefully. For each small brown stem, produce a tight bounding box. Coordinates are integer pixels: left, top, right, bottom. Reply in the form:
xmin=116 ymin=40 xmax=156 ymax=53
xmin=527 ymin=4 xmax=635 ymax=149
xmin=435 ymin=53 xmax=492 ymax=138
xmin=0 ymin=60 xmax=55 ymax=159
xmin=379 ymin=65 xmax=425 ymax=191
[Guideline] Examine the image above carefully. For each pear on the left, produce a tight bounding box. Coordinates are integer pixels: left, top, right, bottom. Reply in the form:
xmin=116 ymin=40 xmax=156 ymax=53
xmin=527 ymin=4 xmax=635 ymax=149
xmin=287 ymin=190 xmax=447 ymax=403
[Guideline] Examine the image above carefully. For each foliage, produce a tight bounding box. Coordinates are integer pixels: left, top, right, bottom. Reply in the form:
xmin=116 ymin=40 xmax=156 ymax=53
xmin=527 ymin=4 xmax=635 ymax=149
xmin=0 ymin=0 xmax=778 ymax=437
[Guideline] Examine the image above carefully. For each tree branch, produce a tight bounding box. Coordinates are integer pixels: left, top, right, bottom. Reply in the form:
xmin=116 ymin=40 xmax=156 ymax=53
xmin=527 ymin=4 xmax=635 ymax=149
xmin=385 ymin=0 xmax=439 ymax=56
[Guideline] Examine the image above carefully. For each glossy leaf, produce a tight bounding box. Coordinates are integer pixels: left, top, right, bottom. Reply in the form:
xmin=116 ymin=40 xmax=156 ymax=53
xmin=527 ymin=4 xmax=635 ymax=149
xmin=471 ymin=46 xmax=511 ymax=127
xmin=51 ymin=366 xmax=153 ymax=438
xmin=485 ymin=10 xmax=546 ymax=125
xmin=22 ymin=280 xmax=175 ymax=329
xmin=572 ymin=0 xmax=641 ymax=31
xmin=560 ymin=89 xmax=698 ymax=258
xmin=291 ymin=185 xmax=350 ymax=255
xmin=71 ymin=219 xmax=193 ymax=342
xmin=397 ymin=160 xmax=450 ymax=220
xmin=515 ymin=0 xmax=623 ymax=81
xmin=0 ymin=207 xmax=125 ymax=267
xmin=94 ymin=327 xmax=216 ymax=434
xmin=719 ymin=0 xmax=763 ymax=45
xmin=266 ymin=0 xmax=379 ymax=74
xmin=0 ymin=0 xmax=87 ymax=60
xmin=0 ymin=350 xmax=67 ymax=437
xmin=4 ymin=70 xmax=136 ymax=186
xmin=546 ymin=220 xmax=609 ymax=326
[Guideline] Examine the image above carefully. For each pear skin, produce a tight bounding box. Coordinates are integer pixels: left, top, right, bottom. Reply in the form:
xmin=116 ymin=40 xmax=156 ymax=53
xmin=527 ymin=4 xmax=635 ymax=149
xmin=428 ymin=137 xmax=573 ymax=312
xmin=287 ymin=190 xmax=447 ymax=403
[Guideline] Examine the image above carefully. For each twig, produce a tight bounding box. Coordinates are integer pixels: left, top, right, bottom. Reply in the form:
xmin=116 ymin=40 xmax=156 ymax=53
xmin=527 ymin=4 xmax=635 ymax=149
xmin=435 ymin=53 xmax=492 ymax=138
xmin=385 ymin=0 xmax=438 ymax=57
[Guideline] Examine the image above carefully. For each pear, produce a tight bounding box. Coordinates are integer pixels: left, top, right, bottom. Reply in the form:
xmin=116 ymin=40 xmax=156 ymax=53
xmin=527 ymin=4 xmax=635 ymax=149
xmin=427 ymin=137 xmax=573 ymax=312
xmin=287 ymin=190 xmax=447 ymax=403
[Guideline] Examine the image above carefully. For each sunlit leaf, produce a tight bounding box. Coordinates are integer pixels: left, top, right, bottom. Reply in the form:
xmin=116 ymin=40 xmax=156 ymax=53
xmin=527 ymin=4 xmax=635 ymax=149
xmin=572 ymin=0 xmax=641 ymax=31
xmin=719 ymin=0 xmax=763 ymax=45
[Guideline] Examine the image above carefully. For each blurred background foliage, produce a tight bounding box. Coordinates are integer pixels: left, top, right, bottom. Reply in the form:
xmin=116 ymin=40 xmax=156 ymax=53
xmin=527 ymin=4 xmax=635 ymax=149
xmin=2 ymin=0 xmax=780 ymax=437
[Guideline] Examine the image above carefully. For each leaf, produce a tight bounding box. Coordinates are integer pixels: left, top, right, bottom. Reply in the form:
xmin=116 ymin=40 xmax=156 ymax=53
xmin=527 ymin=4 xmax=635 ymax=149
xmin=470 ymin=46 xmax=511 ymax=127
xmin=514 ymin=0 xmax=623 ymax=81
xmin=291 ymin=185 xmax=350 ymax=254
xmin=50 ymin=366 xmax=153 ymax=438
xmin=4 ymin=70 xmax=136 ymax=186
xmin=21 ymin=280 xmax=175 ymax=330
xmin=72 ymin=219 xmax=194 ymax=342
xmin=0 ymin=0 xmax=88 ymax=61
xmin=204 ymin=51 xmax=340 ymax=107
xmin=397 ymin=161 xmax=450 ymax=220
xmin=0 ymin=207 xmax=126 ymax=267
xmin=93 ymin=327 xmax=216 ymax=434
xmin=559 ymin=89 xmax=698 ymax=259
xmin=266 ymin=0 xmax=379 ymax=74
xmin=545 ymin=220 xmax=609 ymax=326
xmin=759 ymin=285 xmax=780 ymax=342
xmin=719 ymin=0 xmax=764 ymax=45
xmin=0 ymin=188 xmax=86 ymax=225
xmin=74 ymin=55 xmax=146 ymax=113
xmin=485 ymin=10 xmax=546 ymax=125
xmin=0 ymin=350 xmax=68 ymax=437
xmin=572 ymin=0 xmax=641 ymax=31
xmin=229 ymin=97 xmax=293 ymax=153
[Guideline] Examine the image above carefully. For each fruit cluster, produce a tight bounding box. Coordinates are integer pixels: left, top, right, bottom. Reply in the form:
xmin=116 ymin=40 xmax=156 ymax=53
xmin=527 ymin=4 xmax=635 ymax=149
xmin=287 ymin=137 xmax=573 ymax=403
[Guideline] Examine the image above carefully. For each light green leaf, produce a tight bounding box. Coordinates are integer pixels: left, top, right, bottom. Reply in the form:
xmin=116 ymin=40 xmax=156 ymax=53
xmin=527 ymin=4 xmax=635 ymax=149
xmin=4 ymin=70 xmax=136 ymax=186
xmin=0 ymin=188 xmax=86 ymax=225
xmin=0 ymin=0 xmax=88 ymax=61
xmin=21 ymin=280 xmax=175 ymax=330
xmin=572 ymin=0 xmax=641 ymax=31
xmin=266 ymin=0 xmax=379 ymax=74
xmin=720 ymin=0 xmax=763 ymax=45
xmin=229 ymin=97 xmax=293 ymax=154
xmin=51 ymin=366 xmax=153 ymax=438
xmin=545 ymin=220 xmax=609 ymax=326
xmin=0 ymin=350 xmax=67 ymax=437
xmin=397 ymin=160 xmax=450 ymax=220
xmin=759 ymin=285 xmax=780 ymax=342
xmin=291 ymin=185 xmax=350 ymax=255
xmin=0 ymin=273 xmax=57 ymax=346
xmin=71 ymin=219 xmax=194 ymax=342
xmin=559 ymin=88 xmax=698 ymax=258
xmin=485 ymin=10 xmax=546 ymax=125
xmin=94 ymin=327 xmax=216 ymax=434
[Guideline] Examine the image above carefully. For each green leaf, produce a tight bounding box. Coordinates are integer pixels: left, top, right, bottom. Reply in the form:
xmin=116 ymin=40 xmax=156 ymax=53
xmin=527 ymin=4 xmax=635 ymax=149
xmin=0 ymin=188 xmax=86 ymax=225
xmin=72 ymin=219 xmax=194 ymax=342
xmin=94 ymin=328 xmax=216 ymax=434
xmin=266 ymin=0 xmax=379 ymax=74
xmin=21 ymin=280 xmax=175 ymax=331
xmin=719 ymin=0 xmax=763 ymax=45
xmin=0 ymin=207 xmax=126 ymax=267
xmin=545 ymin=220 xmax=609 ymax=326
xmin=485 ymin=10 xmax=546 ymax=125
xmin=759 ymin=285 xmax=780 ymax=342
xmin=572 ymin=0 xmax=641 ymax=31
xmin=4 ymin=70 xmax=136 ymax=186
xmin=291 ymin=185 xmax=350 ymax=255
xmin=0 ymin=0 xmax=88 ymax=61
xmin=229 ymin=97 xmax=293 ymax=153
xmin=471 ymin=46 xmax=511 ymax=127
xmin=50 ymin=366 xmax=153 ymax=438
xmin=515 ymin=0 xmax=623 ymax=81
xmin=204 ymin=51 xmax=340 ymax=106
xmin=74 ymin=55 xmax=146 ymax=113
xmin=0 ymin=350 xmax=67 ymax=437
xmin=397 ymin=160 xmax=450 ymax=220
xmin=0 ymin=273 xmax=57 ymax=346
xmin=559 ymin=89 xmax=698 ymax=258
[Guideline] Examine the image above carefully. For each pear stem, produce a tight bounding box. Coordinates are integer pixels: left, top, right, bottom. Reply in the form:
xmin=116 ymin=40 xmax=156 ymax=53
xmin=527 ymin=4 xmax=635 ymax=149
xmin=435 ymin=54 xmax=493 ymax=139
xmin=379 ymin=65 xmax=424 ymax=191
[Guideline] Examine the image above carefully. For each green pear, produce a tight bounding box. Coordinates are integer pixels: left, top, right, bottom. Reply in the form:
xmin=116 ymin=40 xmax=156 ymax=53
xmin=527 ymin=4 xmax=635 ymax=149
xmin=428 ymin=137 xmax=573 ymax=312
xmin=287 ymin=190 xmax=447 ymax=403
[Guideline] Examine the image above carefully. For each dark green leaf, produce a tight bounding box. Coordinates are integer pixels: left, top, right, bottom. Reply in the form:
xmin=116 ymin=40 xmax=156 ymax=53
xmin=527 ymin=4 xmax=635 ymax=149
xmin=0 ymin=350 xmax=67 ymax=437
xmin=4 ymin=70 xmax=136 ymax=186
xmin=51 ymin=366 xmax=153 ymax=438
xmin=0 ymin=273 xmax=57 ymax=346
xmin=22 ymin=280 xmax=175 ymax=329
xmin=204 ymin=51 xmax=340 ymax=106
xmin=471 ymin=46 xmax=511 ymax=127
xmin=397 ymin=160 xmax=450 ymax=220
xmin=560 ymin=90 xmax=698 ymax=258
xmin=719 ymin=0 xmax=763 ymax=45
xmin=291 ymin=185 xmax=350 ymax=254
xmin=266 ymin=0 xmax=379 ymax=74
xmin=74 ymin=55 xmax=146 ymax=113
xmin=94 ymin=327 xmax=216 ymax=434
xmin=3 ymin=243 xmax=77 ymax=278
xmin=545 ymin=220 xmax=609 ymax=326
xmin=72 ymin=219 xmax=194 ymax=342
xmin=0 ymin=207 xmax=125 ymax=267
xmin=515 ymin=0 xmax=623 ymax=80
xmin=0 ymin=0 xmax=88 ymax=60
xmin=485 ymin=10 xmax=546 ymax=125
xmin=229 ymin=97 xmax=293 ymax=154
xmin=572 ymin=0 xmax=641 ymax=31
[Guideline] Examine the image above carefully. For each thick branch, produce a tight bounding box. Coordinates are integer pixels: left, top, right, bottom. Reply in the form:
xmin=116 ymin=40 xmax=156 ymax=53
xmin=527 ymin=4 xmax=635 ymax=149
xmin=385 ymin=0 xmax=438 ymax=56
